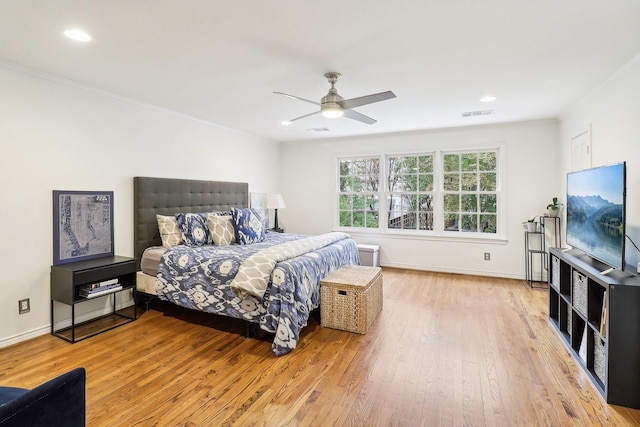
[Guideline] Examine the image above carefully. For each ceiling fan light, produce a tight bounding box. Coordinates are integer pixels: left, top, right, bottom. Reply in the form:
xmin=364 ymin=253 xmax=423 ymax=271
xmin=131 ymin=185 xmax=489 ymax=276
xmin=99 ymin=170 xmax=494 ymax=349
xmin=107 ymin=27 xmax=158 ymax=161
xmin=321 ymin=105 xmax=344 ymax=118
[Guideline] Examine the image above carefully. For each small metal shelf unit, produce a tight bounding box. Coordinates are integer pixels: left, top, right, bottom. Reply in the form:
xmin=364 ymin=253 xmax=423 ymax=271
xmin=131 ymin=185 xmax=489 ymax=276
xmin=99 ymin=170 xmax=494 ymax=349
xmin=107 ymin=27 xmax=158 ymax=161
xmin=525 ymin=216 xmax=561 ymax=288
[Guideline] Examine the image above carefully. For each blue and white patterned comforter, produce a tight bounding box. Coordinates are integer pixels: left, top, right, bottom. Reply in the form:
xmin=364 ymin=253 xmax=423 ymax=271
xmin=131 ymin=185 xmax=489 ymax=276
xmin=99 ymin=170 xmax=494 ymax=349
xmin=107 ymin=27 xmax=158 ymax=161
xmin=156 ymin=232 xmax=359 ymax=356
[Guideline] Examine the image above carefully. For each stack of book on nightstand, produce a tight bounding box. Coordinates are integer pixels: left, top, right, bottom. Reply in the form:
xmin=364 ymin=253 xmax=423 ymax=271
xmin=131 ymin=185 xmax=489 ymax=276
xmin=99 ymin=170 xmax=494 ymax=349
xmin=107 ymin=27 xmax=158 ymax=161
xmin=79 ymin=278 xmax=122 ymax=298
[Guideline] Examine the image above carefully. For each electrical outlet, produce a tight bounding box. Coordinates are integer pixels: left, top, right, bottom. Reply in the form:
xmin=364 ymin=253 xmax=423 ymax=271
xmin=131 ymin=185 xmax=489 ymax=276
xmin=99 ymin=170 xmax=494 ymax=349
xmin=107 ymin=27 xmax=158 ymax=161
xmin=484 ymin=252 xmax=491 ymax=261
xmin=18 ymin=298 xmax=30 ymax=314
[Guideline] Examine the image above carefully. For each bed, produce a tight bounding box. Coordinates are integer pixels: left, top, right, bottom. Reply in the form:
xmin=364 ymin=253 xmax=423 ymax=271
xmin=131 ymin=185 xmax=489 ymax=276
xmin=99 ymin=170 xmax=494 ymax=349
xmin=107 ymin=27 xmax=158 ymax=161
xmin=133 ymin=176 xmax=360 ymax=356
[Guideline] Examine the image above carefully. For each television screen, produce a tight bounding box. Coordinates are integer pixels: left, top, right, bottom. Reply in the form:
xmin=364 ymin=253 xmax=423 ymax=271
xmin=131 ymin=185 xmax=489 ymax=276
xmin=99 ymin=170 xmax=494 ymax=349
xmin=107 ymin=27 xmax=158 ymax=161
xmin=566 ymin=163 xmax=626 ymax=270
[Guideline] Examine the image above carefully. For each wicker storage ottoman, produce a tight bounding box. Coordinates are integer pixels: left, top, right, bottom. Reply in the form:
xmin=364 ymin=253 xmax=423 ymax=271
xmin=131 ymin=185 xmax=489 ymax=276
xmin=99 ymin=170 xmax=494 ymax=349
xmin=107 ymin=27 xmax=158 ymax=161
xmin=320 ymin=265 xmax=383 ymax=334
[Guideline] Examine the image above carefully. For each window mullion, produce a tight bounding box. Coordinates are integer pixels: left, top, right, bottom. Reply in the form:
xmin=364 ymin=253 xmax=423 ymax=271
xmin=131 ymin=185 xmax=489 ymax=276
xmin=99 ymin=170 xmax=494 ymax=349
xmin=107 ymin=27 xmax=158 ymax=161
xmin=381 ymin=155 xmax=388 ymax=232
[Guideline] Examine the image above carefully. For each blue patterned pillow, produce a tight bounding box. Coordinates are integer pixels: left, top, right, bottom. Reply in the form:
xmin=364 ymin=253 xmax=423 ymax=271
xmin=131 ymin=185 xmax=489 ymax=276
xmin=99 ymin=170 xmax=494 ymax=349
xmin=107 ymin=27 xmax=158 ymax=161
xmin=230 ymin=207 xmax=265 ymax=245
xmin=175 ymin=212 xmax=212 ymax=246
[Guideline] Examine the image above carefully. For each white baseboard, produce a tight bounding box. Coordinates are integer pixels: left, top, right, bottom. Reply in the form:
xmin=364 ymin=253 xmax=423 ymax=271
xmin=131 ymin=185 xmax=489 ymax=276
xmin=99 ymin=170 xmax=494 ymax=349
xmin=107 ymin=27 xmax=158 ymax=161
xmin=1 ymin=299 xmax=136 ymax=349
xmin=379 ymin=261 xmax=525 ymax=280
xmin=0 ymin=325 xmax=50 ymax=348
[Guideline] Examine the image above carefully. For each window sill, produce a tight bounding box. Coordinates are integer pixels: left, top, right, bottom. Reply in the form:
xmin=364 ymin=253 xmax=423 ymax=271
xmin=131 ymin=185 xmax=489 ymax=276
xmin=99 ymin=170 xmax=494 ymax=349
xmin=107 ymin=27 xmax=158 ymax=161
xmin=335 ymin=228 xmax=508 ymax=245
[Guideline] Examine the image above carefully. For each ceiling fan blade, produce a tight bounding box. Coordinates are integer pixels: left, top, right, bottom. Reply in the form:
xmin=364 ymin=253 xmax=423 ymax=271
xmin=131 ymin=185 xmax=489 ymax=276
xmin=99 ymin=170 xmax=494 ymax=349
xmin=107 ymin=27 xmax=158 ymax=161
xmin=286 ymin=110 xmax=321 ymax=123
xmin=339 ymin=91 xmax=396 ymax=110
xmin=343 ymin=109 xmax=377 ymax=125
xmin=273 ymin=91 xmax=321 ymax=106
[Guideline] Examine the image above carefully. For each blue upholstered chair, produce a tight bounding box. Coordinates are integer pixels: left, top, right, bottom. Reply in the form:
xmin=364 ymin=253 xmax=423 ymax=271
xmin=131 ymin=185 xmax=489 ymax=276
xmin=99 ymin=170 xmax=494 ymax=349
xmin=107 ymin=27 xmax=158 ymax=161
xmin=0 ymin=367 xmax=86 ymax=426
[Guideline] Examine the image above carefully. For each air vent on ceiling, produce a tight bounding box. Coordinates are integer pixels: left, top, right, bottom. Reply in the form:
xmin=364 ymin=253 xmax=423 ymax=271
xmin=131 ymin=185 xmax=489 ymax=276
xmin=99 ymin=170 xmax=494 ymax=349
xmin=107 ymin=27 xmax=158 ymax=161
xmin=461 ymin=110 xmax=494 ymax=118
xmin=306 ymin=127 xmax=330 ymax=132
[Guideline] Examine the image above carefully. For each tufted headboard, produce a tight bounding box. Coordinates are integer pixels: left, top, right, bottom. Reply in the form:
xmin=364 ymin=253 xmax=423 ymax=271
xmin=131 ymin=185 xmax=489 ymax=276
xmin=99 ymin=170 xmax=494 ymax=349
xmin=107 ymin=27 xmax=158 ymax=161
xmin=133 ymin=176 xmax=249 ymax=270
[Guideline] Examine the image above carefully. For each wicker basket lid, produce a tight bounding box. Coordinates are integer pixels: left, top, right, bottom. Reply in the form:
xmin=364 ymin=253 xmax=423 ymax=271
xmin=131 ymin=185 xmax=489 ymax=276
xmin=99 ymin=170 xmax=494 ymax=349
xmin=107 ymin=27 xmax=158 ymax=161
xmin=322 ymin=265 xmax=381 ymax=288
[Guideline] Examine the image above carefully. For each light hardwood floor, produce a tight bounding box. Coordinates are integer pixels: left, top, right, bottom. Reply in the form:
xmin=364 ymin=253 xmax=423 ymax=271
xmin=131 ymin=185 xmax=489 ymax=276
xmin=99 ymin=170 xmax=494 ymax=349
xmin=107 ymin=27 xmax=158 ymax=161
xmin=2 ymin=268 xmax=640 ymax=426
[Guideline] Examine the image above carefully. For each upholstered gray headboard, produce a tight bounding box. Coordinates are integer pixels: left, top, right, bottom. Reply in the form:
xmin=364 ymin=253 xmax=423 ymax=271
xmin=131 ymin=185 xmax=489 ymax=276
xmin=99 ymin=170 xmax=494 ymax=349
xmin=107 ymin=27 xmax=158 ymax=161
xmin=133 ymin=176 xmax=249 ymax=270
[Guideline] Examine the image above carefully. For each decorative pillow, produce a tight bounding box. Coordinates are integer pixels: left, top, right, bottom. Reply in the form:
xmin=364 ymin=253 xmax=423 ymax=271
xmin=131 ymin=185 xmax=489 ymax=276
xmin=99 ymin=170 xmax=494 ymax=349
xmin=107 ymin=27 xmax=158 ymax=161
xmin=156 ymin=214 xmax=183 ymax=247
xmin=230 ymin=207 xmax=265 ymax=245
xmin=175 ymin=212 xmax=212 ymax=246
xmin=207 ymin=214 xmax=236 ymax=246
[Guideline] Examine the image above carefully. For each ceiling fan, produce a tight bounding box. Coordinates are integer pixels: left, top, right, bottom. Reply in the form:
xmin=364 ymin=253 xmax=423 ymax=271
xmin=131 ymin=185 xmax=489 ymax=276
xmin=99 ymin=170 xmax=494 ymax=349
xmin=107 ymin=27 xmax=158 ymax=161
xmin=274 ymin=72 xmax=396 ymax=125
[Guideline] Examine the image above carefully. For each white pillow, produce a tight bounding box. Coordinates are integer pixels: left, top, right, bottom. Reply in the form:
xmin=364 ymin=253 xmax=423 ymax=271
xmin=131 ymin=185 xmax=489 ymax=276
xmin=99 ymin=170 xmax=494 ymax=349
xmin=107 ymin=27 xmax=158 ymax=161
xmin=156 ymin=214 xmax=183 ymax=247
xmin=207 ymin=214 xmax=236 ymax=246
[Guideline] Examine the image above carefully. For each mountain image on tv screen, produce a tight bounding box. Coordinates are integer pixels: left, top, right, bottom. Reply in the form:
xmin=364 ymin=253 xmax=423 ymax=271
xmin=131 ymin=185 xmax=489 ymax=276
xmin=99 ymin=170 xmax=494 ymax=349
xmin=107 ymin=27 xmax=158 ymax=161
xmin=566 ymin=163 xmax=625 ymax=269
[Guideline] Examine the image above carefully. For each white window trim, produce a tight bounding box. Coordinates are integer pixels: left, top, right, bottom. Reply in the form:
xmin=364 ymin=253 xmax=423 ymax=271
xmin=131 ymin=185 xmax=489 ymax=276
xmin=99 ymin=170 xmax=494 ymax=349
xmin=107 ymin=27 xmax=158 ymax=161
xmin=437 ymin=147 xmax=502 ymax=238
xmin=335 ymin=145 xmax=506 ymax=241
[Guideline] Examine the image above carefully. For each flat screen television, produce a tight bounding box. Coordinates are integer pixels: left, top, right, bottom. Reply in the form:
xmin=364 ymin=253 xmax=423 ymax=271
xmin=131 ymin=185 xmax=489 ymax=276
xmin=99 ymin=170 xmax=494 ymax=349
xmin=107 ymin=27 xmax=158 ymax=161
xmin=566 ymin=162 xmax=626 ymax=270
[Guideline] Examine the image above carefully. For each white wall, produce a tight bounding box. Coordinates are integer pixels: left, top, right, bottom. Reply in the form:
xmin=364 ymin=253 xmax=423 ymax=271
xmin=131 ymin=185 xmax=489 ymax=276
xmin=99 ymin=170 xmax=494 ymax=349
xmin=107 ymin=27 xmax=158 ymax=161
xmin=0 ymin=65 xmax=280 ymax=346
xmin=560 ymin=55 xmax=640 ymax=271
xmin=279 ymin=119 xmax=560 ymax=279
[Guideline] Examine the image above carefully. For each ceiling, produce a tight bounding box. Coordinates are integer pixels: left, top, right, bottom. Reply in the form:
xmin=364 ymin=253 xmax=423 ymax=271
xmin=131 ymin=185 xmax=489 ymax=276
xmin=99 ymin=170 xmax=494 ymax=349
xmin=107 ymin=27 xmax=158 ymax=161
xmin=2 ymin=1 xmax=640 ymax=142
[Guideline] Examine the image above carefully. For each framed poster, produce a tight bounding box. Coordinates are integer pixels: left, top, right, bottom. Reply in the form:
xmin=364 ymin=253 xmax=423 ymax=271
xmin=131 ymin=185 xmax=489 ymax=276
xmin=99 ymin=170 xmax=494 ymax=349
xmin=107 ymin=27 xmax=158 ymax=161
xmin=53 ymin=190 xmax=114 ymax=265
xmin=250 ymin=192 xmax=269 ymax=228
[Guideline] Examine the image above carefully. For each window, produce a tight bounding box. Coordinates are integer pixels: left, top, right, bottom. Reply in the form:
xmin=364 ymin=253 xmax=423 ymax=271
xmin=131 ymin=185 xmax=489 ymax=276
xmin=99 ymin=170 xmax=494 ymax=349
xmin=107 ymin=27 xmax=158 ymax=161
xmin=337 ymin=148 xmax=500 ymax=237
xmin=338 ymin=157 xmax=380 ymax=229
xmin=442 ymin=151 xmax=497 ymax=234
xmin=387 ymin=154 xmax=434 ymax=230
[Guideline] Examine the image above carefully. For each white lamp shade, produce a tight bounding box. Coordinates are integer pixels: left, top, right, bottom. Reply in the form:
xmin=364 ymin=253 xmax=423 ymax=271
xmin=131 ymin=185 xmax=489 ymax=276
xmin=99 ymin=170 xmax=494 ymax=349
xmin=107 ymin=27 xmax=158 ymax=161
xmin=267 ymin=194 xmax=286 ymax=209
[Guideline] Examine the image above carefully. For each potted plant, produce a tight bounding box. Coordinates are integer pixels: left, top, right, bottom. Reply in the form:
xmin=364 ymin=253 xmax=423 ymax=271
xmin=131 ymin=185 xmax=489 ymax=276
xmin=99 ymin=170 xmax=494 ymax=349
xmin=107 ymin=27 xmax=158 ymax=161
xmin=547 ymin=197 xmax=562 ymax=217
xmin=522 ymin=217 xmax=537 ymax=232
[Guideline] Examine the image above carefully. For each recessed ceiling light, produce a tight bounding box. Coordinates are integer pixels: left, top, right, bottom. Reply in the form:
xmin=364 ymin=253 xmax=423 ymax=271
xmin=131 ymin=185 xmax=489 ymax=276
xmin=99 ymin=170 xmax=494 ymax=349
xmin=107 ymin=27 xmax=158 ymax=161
xmin=281 ymin=120 xmax=292 ymax=126
xmin=64 ymin=29 xmax=92 ymax=42
xmin=480 ymin=95 xmax=496 ymax=103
